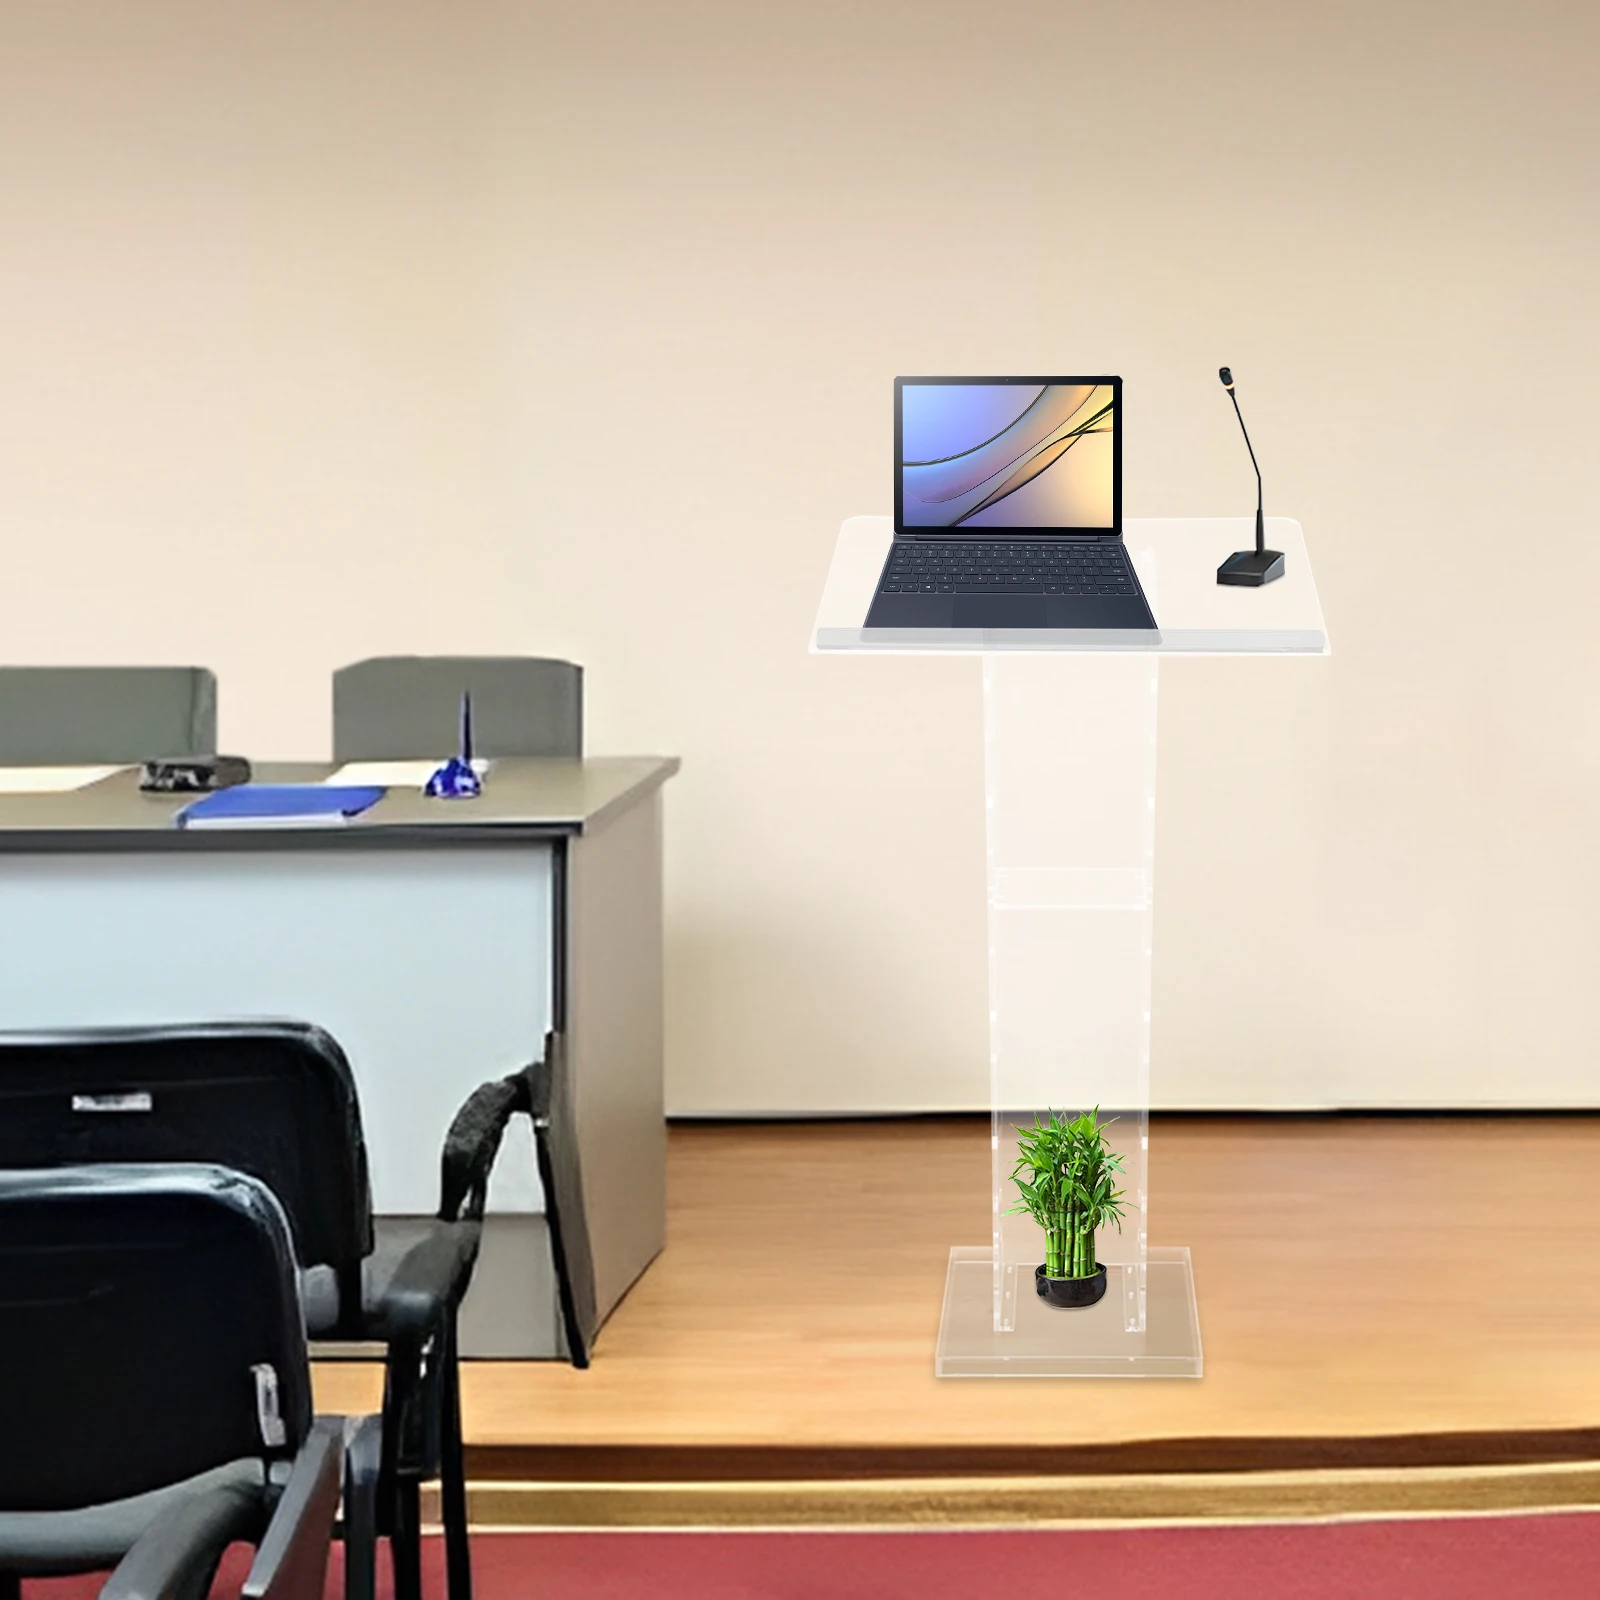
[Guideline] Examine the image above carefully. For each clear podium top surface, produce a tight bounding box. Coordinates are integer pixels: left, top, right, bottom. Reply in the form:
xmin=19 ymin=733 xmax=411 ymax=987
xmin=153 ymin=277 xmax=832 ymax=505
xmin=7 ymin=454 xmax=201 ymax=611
xmin=811 ymin=516 xmax=1329 ymax=656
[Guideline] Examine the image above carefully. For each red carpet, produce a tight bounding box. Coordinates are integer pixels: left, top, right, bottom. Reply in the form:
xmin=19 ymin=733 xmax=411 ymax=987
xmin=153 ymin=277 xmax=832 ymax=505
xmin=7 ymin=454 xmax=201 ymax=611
xmin=25 ymin=1517 xmax=1600 ymax=1599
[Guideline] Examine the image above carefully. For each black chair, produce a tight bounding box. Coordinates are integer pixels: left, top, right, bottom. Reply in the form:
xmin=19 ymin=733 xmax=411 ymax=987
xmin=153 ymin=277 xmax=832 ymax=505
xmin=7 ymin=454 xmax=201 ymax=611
xmin=443 ymin=1029 xmax=598 ymax=1368
xmin=0 ymin=1022 xmax=536 ymax=1600
xmin=332 ymin=656 xmax=583 ymax=763
xmin=0 ymin=1163 xmax=345 ymax=1600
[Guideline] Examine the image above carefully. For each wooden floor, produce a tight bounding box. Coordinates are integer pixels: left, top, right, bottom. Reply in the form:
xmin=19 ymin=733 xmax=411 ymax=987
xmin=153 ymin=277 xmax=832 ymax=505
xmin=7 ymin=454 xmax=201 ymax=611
xmin=313 ymin=1116 xmax=1600 ymax=1524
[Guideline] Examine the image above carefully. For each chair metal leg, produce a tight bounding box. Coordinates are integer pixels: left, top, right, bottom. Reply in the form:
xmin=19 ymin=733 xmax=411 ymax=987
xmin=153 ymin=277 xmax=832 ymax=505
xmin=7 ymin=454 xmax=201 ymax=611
xmin=438 ymin=1314 xmax=473 ymax=1600
xmin=390 ymin=1474 xmax=424 ymax=1600
xmin=380 ymin=1347 xmax=426 ymax=1600
xmin=175 ymin=1552 xmax=224 ymax=1600
xmin=343 ymin=1414 xmax=384 ymax=1600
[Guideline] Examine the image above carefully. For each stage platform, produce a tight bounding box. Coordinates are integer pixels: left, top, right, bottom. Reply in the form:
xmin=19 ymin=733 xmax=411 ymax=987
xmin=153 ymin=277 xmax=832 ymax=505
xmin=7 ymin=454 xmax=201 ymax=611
xmin=312 ymin=1116 xmax=1600 ymax=1527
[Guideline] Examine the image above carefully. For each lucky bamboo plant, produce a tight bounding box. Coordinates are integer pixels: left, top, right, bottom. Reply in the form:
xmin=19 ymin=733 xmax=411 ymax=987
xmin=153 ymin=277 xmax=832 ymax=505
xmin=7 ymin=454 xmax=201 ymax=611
xmin=1008 ymin=1107 xmax=1127 ymax=1279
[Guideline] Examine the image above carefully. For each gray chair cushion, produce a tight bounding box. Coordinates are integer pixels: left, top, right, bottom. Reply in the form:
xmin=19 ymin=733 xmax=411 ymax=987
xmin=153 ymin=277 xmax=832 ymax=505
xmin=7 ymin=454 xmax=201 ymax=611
xmin=0 ymin=1458 xmax=262 ymax=1572
xmin=299 ymin=1219 xmax=479 ymax=1341
xmin=299 ymin=1227 xmax=420 ymax=1338
xmin=332 ymin=656 xmax=582 ymax=762
xmin=0 ymin=666 xmax=217 ymax=764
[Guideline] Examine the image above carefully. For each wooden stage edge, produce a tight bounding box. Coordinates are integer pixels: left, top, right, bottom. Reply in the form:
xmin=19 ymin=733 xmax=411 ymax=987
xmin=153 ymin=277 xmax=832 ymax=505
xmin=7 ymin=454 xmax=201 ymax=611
xmin=316 ymin=1115 xmax=1600 ymax=1527
xmin=430 ymin=1461 xmax=1600 ymax=1530
xmin=461 ymin=1427 xmax=1600 ymax=1482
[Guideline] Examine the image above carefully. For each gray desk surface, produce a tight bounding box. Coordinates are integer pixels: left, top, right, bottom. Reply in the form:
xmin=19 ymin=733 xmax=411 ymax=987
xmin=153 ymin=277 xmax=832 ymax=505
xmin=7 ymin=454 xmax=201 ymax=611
xmin=0 ymin=756 xmax=680 ymax=852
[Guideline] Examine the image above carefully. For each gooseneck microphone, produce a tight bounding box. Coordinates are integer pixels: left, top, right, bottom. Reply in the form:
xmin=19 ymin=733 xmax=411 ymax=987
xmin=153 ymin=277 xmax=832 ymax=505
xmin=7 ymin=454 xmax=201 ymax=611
xmin=1215 ymin=367 xmax=1285 ymax=586
xmin=1220 ymin=368 xmax=1263 ymax=553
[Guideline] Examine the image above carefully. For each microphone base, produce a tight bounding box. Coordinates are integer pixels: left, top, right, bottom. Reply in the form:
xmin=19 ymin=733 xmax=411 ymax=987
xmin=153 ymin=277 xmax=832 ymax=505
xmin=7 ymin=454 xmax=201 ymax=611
xmin=1217 ymin=548 xmax=1285 ymax=587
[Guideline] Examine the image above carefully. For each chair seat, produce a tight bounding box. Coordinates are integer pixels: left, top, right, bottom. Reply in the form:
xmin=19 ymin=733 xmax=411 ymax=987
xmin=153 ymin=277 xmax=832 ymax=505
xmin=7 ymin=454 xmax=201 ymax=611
xmin=300 ymin=1219 xmax=481 ymax=1343
xmin=0 ymin=1459 xmax=263 ymax=1574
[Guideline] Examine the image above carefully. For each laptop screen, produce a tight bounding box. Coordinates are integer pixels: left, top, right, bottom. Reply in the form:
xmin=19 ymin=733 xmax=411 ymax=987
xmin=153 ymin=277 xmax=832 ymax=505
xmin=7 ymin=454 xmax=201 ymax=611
xmin=896 ymin=377 xmax=1119 ymax=534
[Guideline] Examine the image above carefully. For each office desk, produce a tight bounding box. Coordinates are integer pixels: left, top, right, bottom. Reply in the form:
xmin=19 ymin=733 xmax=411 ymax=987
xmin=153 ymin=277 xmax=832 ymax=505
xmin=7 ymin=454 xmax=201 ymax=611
xmin=0 ymin=756 xmax=679 ymax=1357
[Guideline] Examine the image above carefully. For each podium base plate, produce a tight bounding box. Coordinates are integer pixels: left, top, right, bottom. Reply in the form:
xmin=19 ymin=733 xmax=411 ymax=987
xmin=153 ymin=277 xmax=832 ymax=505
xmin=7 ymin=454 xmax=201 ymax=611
xmin=935 ymin=1245 xmax=1203 ymax=1378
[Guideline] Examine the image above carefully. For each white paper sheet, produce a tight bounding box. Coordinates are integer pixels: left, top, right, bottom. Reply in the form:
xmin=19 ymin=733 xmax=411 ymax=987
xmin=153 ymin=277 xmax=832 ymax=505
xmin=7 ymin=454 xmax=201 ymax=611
xmin=0 ymin=765 xmax=128 ymax=794
xmin=322 ymin=759 xmax=490 ymax=789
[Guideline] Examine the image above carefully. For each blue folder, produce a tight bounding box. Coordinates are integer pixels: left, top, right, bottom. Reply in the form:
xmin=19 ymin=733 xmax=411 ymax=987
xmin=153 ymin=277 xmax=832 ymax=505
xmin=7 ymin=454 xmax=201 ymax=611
xmin=177 ymin=784 xmax=385 ymax=829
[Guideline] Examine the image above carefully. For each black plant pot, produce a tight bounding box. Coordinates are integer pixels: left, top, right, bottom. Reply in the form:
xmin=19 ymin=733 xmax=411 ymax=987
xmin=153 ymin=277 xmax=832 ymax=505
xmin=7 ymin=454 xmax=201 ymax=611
xmin=1035 ymin=1262 xmax=1107 ymax=1309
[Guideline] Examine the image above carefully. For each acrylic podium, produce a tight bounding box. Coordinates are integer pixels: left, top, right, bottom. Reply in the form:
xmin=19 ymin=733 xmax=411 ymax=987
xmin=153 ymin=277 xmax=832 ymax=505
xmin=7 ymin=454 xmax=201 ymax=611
xmin=812 ymin=516 xmax=1329 ymax=1377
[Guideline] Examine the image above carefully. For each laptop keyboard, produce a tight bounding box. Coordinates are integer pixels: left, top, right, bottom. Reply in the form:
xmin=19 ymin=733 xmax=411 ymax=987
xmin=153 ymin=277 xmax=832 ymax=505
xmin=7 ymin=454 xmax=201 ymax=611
xmin=882 ymin=541 xmax=1135 ymax=595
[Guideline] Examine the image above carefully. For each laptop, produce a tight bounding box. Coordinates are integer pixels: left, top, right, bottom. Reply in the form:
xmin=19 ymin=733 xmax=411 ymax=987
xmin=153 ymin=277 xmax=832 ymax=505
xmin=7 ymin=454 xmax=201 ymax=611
xmin=865 ymin=376 xmax=1157 ymax=633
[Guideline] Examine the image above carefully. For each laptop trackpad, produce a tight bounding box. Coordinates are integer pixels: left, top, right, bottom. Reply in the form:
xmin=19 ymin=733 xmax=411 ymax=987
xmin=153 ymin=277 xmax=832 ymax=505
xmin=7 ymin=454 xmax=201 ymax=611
xmin=953 ymin=595 xmax=1048 ymax=628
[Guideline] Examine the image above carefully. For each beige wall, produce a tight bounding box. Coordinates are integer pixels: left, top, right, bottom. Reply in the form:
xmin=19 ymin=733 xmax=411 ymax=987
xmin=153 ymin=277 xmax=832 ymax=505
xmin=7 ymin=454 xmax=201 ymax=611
xmin=3 ymin=2 xmax=1597 ymax=1111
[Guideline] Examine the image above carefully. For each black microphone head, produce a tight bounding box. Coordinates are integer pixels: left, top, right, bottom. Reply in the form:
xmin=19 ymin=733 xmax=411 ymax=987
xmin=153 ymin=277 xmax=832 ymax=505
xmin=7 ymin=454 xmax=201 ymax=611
xmin=1218 ymin=367 xmax=1234 ymax=390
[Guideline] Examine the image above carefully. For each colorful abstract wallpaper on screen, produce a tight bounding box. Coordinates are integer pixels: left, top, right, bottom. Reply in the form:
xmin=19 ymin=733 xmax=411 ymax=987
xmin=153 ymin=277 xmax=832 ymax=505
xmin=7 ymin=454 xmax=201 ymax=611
xmin=900 ymin=383 xmax=1114 ymax=529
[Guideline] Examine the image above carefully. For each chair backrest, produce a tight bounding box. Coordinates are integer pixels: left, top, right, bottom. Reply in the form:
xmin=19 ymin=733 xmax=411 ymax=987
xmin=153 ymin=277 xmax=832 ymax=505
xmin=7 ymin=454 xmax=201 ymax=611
xmin=529 ymin=1030 xmax=598 ymax=1365
xmin=332 ymin=655 xmax=583 ymax=762
xmin=0 ymin=1022 xmax=373 ymax=1287
xmin=0 ymin=666 xmax=217 ymax=764
xmin=438 ymin=1028 xmax=596 ymax=1366
xmin=0 ymin=1164 xmax=312 ymax=1512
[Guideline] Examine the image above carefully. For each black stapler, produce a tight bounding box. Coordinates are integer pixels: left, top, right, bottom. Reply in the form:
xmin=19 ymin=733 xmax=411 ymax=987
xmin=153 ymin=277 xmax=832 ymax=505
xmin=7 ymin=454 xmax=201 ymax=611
xmin=139 ymin=755 xmax=252 ymax=794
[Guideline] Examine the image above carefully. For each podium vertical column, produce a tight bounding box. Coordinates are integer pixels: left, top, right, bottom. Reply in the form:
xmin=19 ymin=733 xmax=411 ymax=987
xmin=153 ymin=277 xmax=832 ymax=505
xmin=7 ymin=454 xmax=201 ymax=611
xmin=935 ymin=651 xmax=1202 ymax=1377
